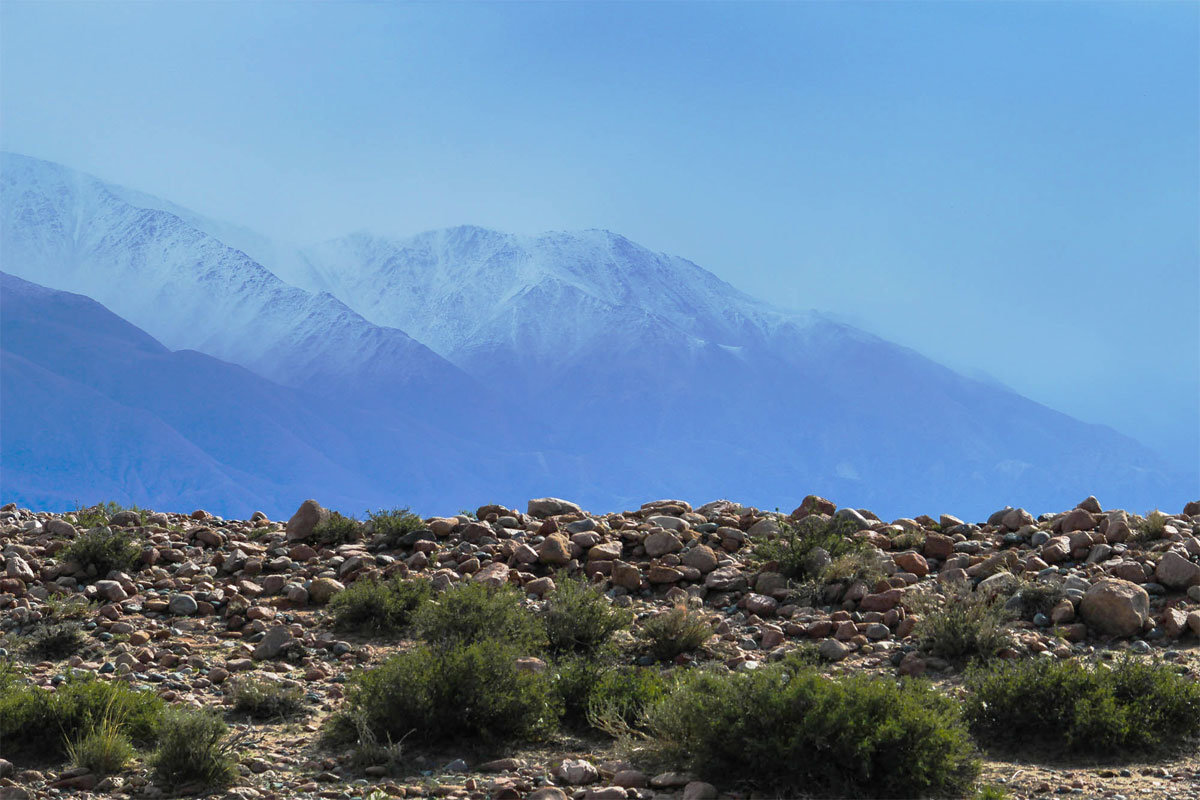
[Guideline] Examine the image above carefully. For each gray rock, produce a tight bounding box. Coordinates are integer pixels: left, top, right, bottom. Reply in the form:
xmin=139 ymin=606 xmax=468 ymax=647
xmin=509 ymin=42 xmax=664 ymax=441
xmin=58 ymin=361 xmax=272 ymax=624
xmin=818 ymin=638 xmax=851 ymax=661
xmin=168 ymin=593 xmax=198 ymax=615
xmin=527 ymin=497 xmax=583 ymax=518
xmin=1079 ymin=579 xmax=1149 ymax=637
xmin=253 ymin=626 xmax=296 ymax=660
xmin=285 ymin=499 xmax=329 ymax=542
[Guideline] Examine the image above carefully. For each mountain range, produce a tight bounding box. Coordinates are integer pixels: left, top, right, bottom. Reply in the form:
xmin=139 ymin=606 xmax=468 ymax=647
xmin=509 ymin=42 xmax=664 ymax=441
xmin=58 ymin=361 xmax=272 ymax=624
xmin=1 ymin=152 xmax=1192 ymax=519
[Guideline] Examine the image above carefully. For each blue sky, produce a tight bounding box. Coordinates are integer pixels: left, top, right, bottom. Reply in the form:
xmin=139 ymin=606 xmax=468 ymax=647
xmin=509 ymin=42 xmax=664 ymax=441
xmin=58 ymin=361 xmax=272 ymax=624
xmin=2 ymin=1 xmax=1197 ymax=471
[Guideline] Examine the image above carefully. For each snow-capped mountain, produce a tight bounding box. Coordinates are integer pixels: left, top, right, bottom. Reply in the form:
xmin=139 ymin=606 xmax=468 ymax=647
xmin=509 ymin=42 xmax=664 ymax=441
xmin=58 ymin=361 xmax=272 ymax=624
xmin=0 ymin=153 xmax=481 ymax=421
xmin=1 ymin=153 xmax=1192 ymax=518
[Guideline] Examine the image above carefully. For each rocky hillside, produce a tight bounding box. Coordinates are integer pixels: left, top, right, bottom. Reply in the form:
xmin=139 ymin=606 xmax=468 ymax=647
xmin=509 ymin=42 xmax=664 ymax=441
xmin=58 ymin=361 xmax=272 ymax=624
xmin=1 ymin=494 xmax=1199 ymax=799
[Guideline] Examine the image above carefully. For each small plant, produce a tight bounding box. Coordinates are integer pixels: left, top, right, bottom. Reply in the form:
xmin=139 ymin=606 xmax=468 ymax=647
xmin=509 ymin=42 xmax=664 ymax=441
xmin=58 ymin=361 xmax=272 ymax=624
xmin=311 ymin=511 xmax=362 ymax=547
xmin=41 ymin=594 xmax=95 ymax=623
xmin=585 ymin=665 xmax=670 ymax=736
xmin=150 ymin=708 xmax=239 ymax=789
xmin=60 ymin=528 xmax=141 ymax=579
xmin=643 ymin=660 xmax=979 ymax=798
xmin=1009 ymin=580 xmax=1067 ymax=620
xmin=891 ymin=530 xmax=926 ymax=551
xmin=822 ymin=549 xmax=887 ymax=586
xmin=640 ymin=605 xmax=712 ymax=662
xmin=754 ymin=516 xmax=867 ymax=581
xmin=1137 ymin=510 xmax=1170 ymax=540
xmin=23 ymin=622 xmax=87 ymax=660
xmin=412 ymin=581 xmax=545 ymax=652
xmin=542 ymin=575 xmax=633 ymax=655
xmin=324 ymin=640 xmax=559 ymax=748
xmin=369 ymin=507 xmax=426 ymax=546
xmin=328 ymin=576 xmax=432 ymax=634
xmin=964 ymin=656 xmax=1200 ymax=757
xmin=230 ymin=677 xmax=306 ymax=719
xmin=913 ymin=586 xmax=1013 ymax=663
xmin=973 ymin=785 xmax=1011 ymax=800
xmin=65 ymin=716 xmax=135 ymax=775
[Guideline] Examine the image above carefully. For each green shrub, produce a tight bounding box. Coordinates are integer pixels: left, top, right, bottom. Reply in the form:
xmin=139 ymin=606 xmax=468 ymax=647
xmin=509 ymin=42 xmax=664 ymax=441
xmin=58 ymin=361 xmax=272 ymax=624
xmin=231 ymin=677 xmax=306 ymax=719
xmin=324 ymin=640 xmax=558 ymax=748
xmin=412 ymin=581 xmax=545 ymax=652
xmin=542 ymin=575 xmax=632 ymax=655
xmin=311 ymin=511 xmax=362 ymax=546
xmin=328 ymin=576 xmax=432 ymax=634
xmin=65 ymin=718 xmax=135 ymax=774
xmin=585 ymin=665 xmax=670 ymax=735
xmin=892 ymin=530 xmax=926 ymax=551
xmin=822 ymin=550 xmax=887 ymax=586
xmin=552 ymin=654 xmax=609 ymax=726
xmin=754 ymin=516 xmax=867 ymax=580
xmin=1009 ymin=580 xmax=1067 ymax=620
xmin=150 ymin=708 xmax=238 ymax=789
xmin=41 ymin=594 xmax=95 ymax=623
xmin=964 ymin=656 xmax=1200 ymax=757
xmin=22 ymin=622 xmax=87 ymax=660
xmin=644 ymin=661 xmax=979 ymax=798
xmin=914 ymin=587 xmax=1013 ymax=662
xmin=369 ymin=507 xmax=426 ymax=546
xmin=60 ymin=528 xmax=141 ymax=579
xmin=1138 ymin=510 xmax=1170 ymax=540
xmin=71 ymin=501 xmax=144 ymax=529
xmin=0 ymin=675 xmax=163 ymax=759
xmin=640 ymin=605 xmax=712 ymax=662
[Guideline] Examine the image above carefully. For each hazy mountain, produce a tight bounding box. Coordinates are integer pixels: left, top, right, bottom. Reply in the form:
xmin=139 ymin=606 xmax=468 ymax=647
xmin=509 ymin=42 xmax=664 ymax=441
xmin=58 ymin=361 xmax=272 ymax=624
xmin=1 ymin=154 xmax=1192 ymax=518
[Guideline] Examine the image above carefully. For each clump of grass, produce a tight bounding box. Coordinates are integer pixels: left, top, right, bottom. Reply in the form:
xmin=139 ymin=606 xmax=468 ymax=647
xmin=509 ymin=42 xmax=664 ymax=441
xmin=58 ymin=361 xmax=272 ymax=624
xmin=1009 ymin=580 xmax=1067 ymax=620
xmin=328 ymin=576 xmax=432 ymax=634
xmin=1136 ymin=510 xmax=1170 ymax=540
xmin=822 ymin=549 xmax=888 ymax=587
xmin=891 ymin=529 xmax=927 ymax=551
xmin=311 ymin=511 xmax=362 ymax=547
xmin=913 ymin=586 xmax=1014 ymax=663
xmin=640 ymin=605 xmax=712 ymax=662
xmin=65 ymin=716 xmax=135 ymax=775
xmin=149 ymin=707 xmax=239 ymax=789
xmin=230 ymin=677 xmax=306 ymax=720
xmin=643 ymin=659 xmax=979 ymax=798
xmin=0 ymin=675 xmax=163 ymax=760
xmin=369 ymin=507 xmax=426 ymax=547
xmin=22 ymin=622 xmax=87 ymax=660
xmin=754 ymin=516 xmax=868 ymax=581
xmin=60 ymin=528 xmax=141 ymax=579
xmin=585 ymin=664 xmax=671 ymax=736
xmin=323 ymin=640 xmax=559 ymax=749
xmin=412 ymin=581 xmax=545 ymax=652
xmin=41 ymin=595 xmax=95 ymax=623
xmin=964 ymin=656 xmax=1200 ymax=757
xmin=541 ymin=575 xmax=632 ymax=656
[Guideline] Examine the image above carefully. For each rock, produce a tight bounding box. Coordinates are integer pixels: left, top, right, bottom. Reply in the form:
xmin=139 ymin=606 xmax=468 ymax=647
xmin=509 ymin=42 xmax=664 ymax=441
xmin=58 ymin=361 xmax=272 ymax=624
xmin=611 ymin=561 xmax=642 ymax=590
xmin=527 ymin=790 xmax=569 ymax=800
xmin=0 ymin=758 xmax=12 ymax=778
xmin=704 ymin=565 xmax=746 ymax=591
xmin=44 ymin=518 xmax=76 ymax=537
xmin=681 ymin=544 xmax=719 ymax=573
xmin=744 ymin=593 xmax=778 ymax=616
xmin=1162 ymin=607 xmax=1190 ymax=638
xmin=515 ymin=657 xmax=547 ymax=673
xmin=613 ymin=770 xmax=647 ymax=788
xmin=1060 ymin=507 xmax=1097 ymax=533
xmin=285 ymin=499 xmax=328 ymax=542
xmin=525 ymin=576 xmax=555 ymax=596
xmin=1079 ymin=579 xmax=1150 ymax=637
xmin=1077 ymin=496 xmax=1103 ymax=513
xmin=308 ymin=577 xmax=345 ymax=604
xmin=858 ymin=588 xmax=903 ymax=612
xmin=1155 ymin=551 xmax=1200 ymax=589
xmin=583 ymin=788 xmax=628 ymax=800
xmin=818 ymin=638 xmax=851 ymax=661
xmin=647 ymin=565 xmax=683 ymax=584
xmin=1001 ymin=508 xmax=1035 ymax=531
xmin=253 ymin=626 xmax=296 ymax=660
xmin=893 ymin=551 xmax=928 ymax=577
xmin=556 ymin=759 xmax=599 ymax=785
xmin=923 ymin=533 xmax=955 ymax=560
xmin=168 ymin=594 xmax=198 ymax=615
xmin=791 ymin=495 xmax=836 ymax=519
xmin=528 ymin=498 xmax=583 ymax=518
xmin=977 ymin=571 xmax=1019 ymax=598
xmin=651 ymin=772 xmax=695 ymax=788
xmin=537 ymin=534 xmax=572 ymax=566
xmin=682 ymin=782 xmax=718 ymax=800
xmin=1050 ymin=598 xmax=1075 ymax=624
xmin=898 ymin=651 xmax=926 ymax=676
xmin=472 ymin=562 xmax=510 ymax=587
xmin=588 ymin=541 xmax=622 ymax=561
xmin=644 ymin=530 xmax=683 ymax=557
xmin=1041 ymin=536 xmax=1071 ymax=564
xmin=94 ymin=579 xmax=127 ymax=602
xmin=5 ymin=555 xmax=35 ymax=582
xmin=1188 ymin=610 xmax=1200 ymax=637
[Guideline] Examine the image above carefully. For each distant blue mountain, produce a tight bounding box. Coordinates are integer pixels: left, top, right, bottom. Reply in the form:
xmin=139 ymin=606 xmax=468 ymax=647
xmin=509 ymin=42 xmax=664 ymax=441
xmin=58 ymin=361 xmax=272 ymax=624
xmin=2 ymin=154 xmax=1194 ymax=519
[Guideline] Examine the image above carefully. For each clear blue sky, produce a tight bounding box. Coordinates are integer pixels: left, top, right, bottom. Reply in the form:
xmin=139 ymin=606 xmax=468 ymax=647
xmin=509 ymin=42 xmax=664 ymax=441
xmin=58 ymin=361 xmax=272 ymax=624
xmin=2 ymin=1 xmax=1197 ymax=471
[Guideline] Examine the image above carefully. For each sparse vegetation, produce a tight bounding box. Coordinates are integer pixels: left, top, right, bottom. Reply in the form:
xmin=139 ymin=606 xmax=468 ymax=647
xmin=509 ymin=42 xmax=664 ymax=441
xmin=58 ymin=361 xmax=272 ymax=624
xmin=369 ymin=507 xmax=426 ymax=546
xmin=754 ymin=515 xmax=869 ymax=581
xmin=643 ymin=660 xmax=980 ymax=798
xmin=585 ymin=664 xmax=670 ymax=736
xmin=328 ymin=575 xmax=432 ymax=634
xmin=1009 ymin=579 xmax=1067 ymax=620
xmin=230 ymin=677 xmax=306 ymax=719
xmin=65 ymin=717 xmax=135 ymax=775
xmin=891 ymin=529 xmax=927 ymax=551
xmin=964 ymin=656 xmax=1200 ymax=757
xmin=325 ymin=640 xmax=559 ymax=748
xmin=150 ymin=707 xmax=239 ymax=789
xmin=60 ymin=527 xmax=141 ymax=579
xmin=22 ymin=621 xmax=87 ymax=660
xmin=913 ymin=586 xmax=1013 ymax=662
xmin=541 ymin=575 xmax=632 ymax=655
xmin=71 ymin=501 xmax=145 ymax=529
xmin=1137 ymin=510 xmax=1170 ymax=540
xmin=412 ymin=581 xmax=546 ymax=651
xmin=311 ymin=510 xmax=362 ymax=546
xmin=640 ymin=604 xmax=712 ymax=662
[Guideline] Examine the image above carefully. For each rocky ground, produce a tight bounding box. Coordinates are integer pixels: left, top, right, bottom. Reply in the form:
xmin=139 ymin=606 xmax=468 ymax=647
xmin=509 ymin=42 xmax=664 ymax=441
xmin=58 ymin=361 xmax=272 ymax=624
xmin=2 ymin=495 xmax=1199 ymax=800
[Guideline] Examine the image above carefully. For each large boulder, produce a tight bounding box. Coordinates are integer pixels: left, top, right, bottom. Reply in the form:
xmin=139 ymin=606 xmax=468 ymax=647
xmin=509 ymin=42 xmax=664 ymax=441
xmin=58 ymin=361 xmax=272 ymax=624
xmin=1155 ymin=551 xmax=1200 ymax=589
xmin=527 ymin=498 xmax=583 ymax=518
xmin=286 ymin=499 xmax=329 ymax=542
xmin=1079 ymin=579 xmax=1150 ymax=637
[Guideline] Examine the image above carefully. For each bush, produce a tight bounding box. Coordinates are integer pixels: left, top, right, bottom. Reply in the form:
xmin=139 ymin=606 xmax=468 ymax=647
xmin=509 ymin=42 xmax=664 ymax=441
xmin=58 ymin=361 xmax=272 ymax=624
xmin=41 ymin=594 xmax=95 ymax=623
xmin=640 ymin=605 xmax=712 ymax=662
xmin=585 ymin=665 xmax=670 ymax=735
xmin=754 ymin=516 xmax=867 ymax=580
xmin=892 ymin=530 xmax=926 ymax=551
xmin=65 ymin=719 xmax=135 ymax=774
xmin=643 ymin=661 xmax=979 ymax=798
xmin=71 ymin=502 xmax=144 ymax=529
xmin=231 ymin=677 xmax=306 ymax=719
xmin=964 ymin=656 xmax=1200 ymax=757
xmin=22 ymin=622 xmax=87 ymax=660
xmin=0 ymin=675 xmax=163 ymax=759
xmin=311 ymin=511 xmax=362 ymax=547
xmin=324 ymin=640 xmax=558 ymax=748
xmin=60 ymin=528 xmax=141 ymax=580
xmin=369 ymin=507 xmax=425 ymax=546
xmin=1008 ymin=580 xmax=1067 ymax=620
xmin=328 ymin=576 xmax=432 ymax=634
xmin=913 ymin=587 xmax=1013 ymax=662
xmin=412 ymin=581 xmax=545 ymax=652
xmin=542 ymin=575 xmax=632 ymax=655
xmin=150 ymin=707 xmax=239 ymax=789
xmin=1138 ymin=510 xmax=1170 ymax=540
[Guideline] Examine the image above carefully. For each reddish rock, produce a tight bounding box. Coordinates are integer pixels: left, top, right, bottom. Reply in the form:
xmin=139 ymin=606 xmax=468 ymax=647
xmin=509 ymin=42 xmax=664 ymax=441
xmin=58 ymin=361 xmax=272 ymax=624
xmin=923 ymin=533 xmax=954 ymax=560
xmin=893 ymin=551 xmax=928 ymax=577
